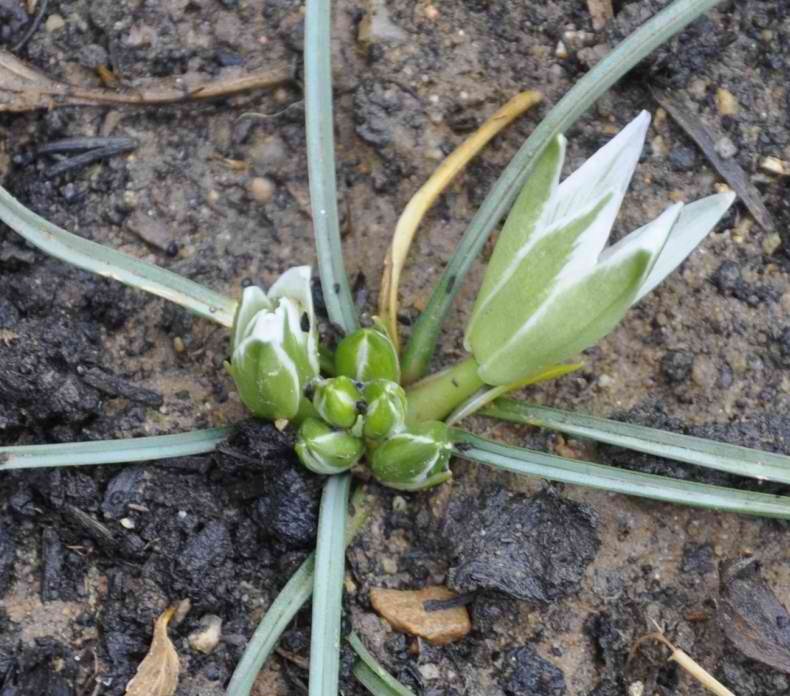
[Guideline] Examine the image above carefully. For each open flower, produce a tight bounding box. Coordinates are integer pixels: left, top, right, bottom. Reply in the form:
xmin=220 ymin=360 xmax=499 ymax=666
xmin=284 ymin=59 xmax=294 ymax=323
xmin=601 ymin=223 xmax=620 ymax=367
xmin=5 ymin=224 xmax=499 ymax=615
xmin=465 ymin=111 xmax=735 ymax=386
xmin=226 ymin=266 xmax=319 ymax=420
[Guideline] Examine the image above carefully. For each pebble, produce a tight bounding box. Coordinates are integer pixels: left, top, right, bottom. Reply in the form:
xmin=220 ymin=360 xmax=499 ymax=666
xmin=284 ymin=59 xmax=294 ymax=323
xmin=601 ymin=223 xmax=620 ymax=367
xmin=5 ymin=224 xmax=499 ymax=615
xmin=381 ymin=557 xmax=398 ymax=574
xmin=715 ymin=136 xmax=737 ymax=159
xmin=762 ymin=233 xmax=782 ymax=256
xmin=370 ymin=586 xmax=471 ymax=645
xmin=45 ymin=14 xmax=65 ymax=32
xmin=247 ymin=177 xmax=275 ymax=204
xmin=715 ymin=87 xmax=738 ymax=116
xmin=189 ymin=614 xmax=223 ymax=654
xmin=760 ymin=156 xmax=787 ymax=176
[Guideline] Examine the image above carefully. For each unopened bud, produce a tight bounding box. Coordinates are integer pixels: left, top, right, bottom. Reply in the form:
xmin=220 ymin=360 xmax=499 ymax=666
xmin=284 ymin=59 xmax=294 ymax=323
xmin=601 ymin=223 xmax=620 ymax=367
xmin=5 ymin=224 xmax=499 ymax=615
xmin=312 ymin=376 xmax=363 ymax=429
xmin=362 ymin=380 xmax=407 ymax=440
xmin=369 ymin=421 xmax=452 ymax=491
xmin=226 ymin=267 xmax=319 ymax=421
xmin=295 ymin=417 xmax=365 ymax=475
xmin=335 ymin=326 xmax=400 ymax=383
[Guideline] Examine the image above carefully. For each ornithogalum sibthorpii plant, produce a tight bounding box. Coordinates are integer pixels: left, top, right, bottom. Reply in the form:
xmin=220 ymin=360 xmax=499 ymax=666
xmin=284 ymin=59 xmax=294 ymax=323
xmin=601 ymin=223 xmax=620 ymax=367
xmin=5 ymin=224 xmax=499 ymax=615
xmin=0 ymin=1 xmax=780 ymax=695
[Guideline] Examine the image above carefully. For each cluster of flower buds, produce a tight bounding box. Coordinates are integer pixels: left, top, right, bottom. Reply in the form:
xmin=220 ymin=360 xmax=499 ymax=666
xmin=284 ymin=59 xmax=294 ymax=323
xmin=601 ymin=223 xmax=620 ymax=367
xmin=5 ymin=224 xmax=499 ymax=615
xmin=227 ymin=270 xmax=452 ymax=490
xmin=297 ymin=324 xmax=451 ymax=490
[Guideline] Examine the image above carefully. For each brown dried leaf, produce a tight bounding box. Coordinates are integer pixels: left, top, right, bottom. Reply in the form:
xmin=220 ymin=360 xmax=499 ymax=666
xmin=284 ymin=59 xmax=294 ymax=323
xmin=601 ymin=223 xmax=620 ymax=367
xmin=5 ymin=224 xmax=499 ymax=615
xmin=0 ymin=49 xmax=291 ymax=113
xmin=125 ymin=607 xmax=180 ymax=696
xmin=718 ymin=559 xmax=790 ymax=674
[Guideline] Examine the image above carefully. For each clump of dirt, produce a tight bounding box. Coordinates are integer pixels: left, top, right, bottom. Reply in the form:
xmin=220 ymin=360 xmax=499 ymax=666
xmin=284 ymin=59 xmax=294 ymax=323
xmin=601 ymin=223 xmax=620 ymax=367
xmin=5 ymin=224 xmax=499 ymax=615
xmin=444 ymin=487 xmax=600 ymax=602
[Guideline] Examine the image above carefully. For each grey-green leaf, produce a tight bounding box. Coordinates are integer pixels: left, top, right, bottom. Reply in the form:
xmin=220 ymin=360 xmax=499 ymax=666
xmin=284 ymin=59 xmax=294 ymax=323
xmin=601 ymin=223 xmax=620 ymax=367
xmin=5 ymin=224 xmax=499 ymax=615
xmin=482 ymin=400 xmax=790 ymax=486
xmin=0 ymin=428 xmax=229 ymax=471
xmin=0 ymin=186 xmax=237 ymax=326
xmin=453 ymin=430 xmax=790 ymax=519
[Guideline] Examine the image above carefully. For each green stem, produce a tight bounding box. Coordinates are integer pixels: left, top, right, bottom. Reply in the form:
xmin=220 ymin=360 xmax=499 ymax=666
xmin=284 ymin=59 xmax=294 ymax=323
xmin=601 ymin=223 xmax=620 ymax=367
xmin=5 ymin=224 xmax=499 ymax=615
xmin=406 ymin=356 xmax=484 ymax=423
xmin=400 ymin=0 xmax=726 ymax=384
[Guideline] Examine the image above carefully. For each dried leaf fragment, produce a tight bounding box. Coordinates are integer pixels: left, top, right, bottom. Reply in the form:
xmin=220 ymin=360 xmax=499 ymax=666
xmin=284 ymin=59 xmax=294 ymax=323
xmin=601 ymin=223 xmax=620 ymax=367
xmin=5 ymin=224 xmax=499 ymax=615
xmin=718 ymin=558 xmax=790 ymax=674
xmin=0 ymin=49 xmax=291 ymax=113
xmin=370 ymin=586 xmax=471 ymax=645
xmin=125 ymin=606 xmax=180 ymax=696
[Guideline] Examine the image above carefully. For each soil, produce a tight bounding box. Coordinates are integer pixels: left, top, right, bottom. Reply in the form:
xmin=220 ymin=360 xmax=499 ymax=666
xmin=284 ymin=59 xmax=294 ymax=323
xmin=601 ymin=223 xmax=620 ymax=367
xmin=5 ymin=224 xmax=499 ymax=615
xmin=0 ymin=0 xmax=789 ymax=694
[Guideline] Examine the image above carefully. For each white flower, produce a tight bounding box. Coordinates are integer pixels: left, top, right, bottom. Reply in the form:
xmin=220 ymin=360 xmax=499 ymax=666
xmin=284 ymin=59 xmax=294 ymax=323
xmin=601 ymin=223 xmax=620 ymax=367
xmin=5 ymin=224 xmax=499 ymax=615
xmin=227 ymin=266 xmax=319 ymax=420
xmin=466 ymin=111 xmax=734 ymax=386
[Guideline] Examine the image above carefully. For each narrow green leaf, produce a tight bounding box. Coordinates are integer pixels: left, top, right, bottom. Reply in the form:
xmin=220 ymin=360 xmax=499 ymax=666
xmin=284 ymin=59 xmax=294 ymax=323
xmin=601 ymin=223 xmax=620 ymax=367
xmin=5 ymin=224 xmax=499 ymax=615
xmin=452 ymin=430 xmax=790 ymax=519
xmin=482 ymin=399 xmax=790 ymax=486
xmin=309 ymin=474 xmax=352 ymax=696
xmin=0 ymin=186 xmax=237 ymax=327
xmin=305 ymin=0 xmax=358 ymax=335
xmin=226 ymin=487 xmax=370 ymax=696
xmin=349 ymin=633 xmax=416 ymax=696
xmin=0 ymin=428 xmax=230 ymax=471
xmin=401 ymin=0 xmax=726 ymax=383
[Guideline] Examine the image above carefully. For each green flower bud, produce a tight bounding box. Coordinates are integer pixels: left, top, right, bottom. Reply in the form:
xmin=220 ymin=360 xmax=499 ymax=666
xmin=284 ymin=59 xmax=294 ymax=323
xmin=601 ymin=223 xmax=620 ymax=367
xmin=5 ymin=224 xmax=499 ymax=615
xmin=226 ymin=267 xmax=319 ymax=421
xmin=312 ymin=376 xmax=363 ymax=430
xmin=369 ymin=421 xmax=452 ymax=491
xmin=295 ymin=417 xmax=365 ymax=475
xmin=362 ymin=380 xmax=407 ymax=440
xmin=335 ymin=326 xmax=400 ymax=383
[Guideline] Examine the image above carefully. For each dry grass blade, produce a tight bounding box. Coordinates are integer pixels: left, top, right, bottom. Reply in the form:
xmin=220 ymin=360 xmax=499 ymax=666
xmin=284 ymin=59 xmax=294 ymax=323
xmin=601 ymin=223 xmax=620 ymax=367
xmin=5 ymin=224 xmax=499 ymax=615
xmin=631 ymin=628 xmax=735 ymax=696
xmin=378 ymin=90 xmax=542 ymax=347
xmin=0 ymin=50 xmax=291 ymax=112
xmin=125 ymin=607 xmax=180 ymax=696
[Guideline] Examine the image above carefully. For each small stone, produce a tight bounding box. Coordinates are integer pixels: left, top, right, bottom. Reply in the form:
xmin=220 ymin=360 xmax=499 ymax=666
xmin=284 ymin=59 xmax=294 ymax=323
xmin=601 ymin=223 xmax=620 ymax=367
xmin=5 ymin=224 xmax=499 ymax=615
xmin=669 ymin=146 xmax=697 ymax=171
xmin=370 ymin=586 xmax=471 ymax=645
xmin=661 ymin=350 xmax=694 ymax=384
xmin=554 ymin=41 xmax=568 ymax=59
xmin=760 ymin=156 xmax=787 ymax=176
xmin=715 ymin=87 xmax=738 ymax=116
xmin=715 ymin=136 xmax=737 ymax=159
xmin=419 ymin=664 xmax=440 ymax=680
xmin=392 ymin=496 xmax=408 ymax=512
xmin=628 ymin=682 xmax=645 ymax=696
xmin=189 ymin=614 xmax=223 ymax=654
xmin=691 ymin=354 xmax=717 ymax=390
xmin=247 ymin=177 xmax=275 ymax=204
xmin=45 ymin=14 xmax=65 ymax=32
xmin=763 ymin=233 xmax=782 ymax=255
xmin=119 ymin=517 xmax=135 ymax=529
xmin=381 ymin=557 xmax=398 ymax=574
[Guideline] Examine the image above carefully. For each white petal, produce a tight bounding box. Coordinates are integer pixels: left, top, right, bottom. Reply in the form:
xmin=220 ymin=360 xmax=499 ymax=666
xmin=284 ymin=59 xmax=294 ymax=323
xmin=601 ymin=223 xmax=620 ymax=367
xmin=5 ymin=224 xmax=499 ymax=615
xmin=268 ymin=265 xmax=319 ymax=372
xmin=599 ymin=202 xmax=683 ymax=263
xmin=269 ymin=265 xmax=313 ymax=316
xmin=543 ymin=110 xmax=651 ymax=227
xmin=232 ymin=285 xmax=272 ymax=351
xmin=634 ymin=192 xmax=735 ymax=302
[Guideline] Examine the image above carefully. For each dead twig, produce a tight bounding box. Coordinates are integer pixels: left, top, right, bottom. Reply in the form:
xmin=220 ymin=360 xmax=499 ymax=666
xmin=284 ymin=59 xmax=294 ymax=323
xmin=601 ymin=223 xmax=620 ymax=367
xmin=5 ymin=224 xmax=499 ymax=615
xmin=0 ymin=50 xmax=292 ymax=113
xmin=651 ymin=87 xmax=774 ymax=232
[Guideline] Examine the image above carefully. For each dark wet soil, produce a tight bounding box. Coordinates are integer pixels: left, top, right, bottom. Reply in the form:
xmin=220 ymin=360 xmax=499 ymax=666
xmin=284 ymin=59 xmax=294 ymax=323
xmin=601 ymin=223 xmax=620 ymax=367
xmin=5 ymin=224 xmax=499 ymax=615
xmin=1 ymin=0 xmax=790 ymax=694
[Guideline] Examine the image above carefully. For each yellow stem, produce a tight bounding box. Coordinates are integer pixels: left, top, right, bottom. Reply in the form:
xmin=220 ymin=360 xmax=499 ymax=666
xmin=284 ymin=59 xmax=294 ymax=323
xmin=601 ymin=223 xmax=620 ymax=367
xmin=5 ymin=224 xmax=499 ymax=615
xmin=379 ymin=90 xmax=543 ymax=348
